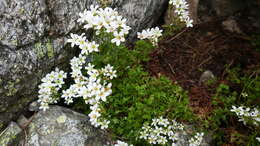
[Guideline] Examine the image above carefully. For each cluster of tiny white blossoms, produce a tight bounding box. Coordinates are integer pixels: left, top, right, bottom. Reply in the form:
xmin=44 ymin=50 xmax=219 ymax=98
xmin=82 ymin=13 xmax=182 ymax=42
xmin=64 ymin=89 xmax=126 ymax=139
xmin=188 ymin=132 xmax=204 ymax=146
xmin=139 ymin=116 xmax=184 ymax=145
xmin=67 ymin=33 xmax=100 ymax=56
xmin=114 ymin=140 xmax=133 ymax=146
xmin=137 ymin=27 xmax=163 ymax=46
xmin=38 ymin=68 xmax=67 ymax=111
xmin=38 ymin=5 xmax=124 ymax=129
xmin=64 ymin=6 xmax=123 ymax=129
xmin=65 ymin=39 xmax=117 ymax=129
xmin=230 ymin=105 xmax=260 ymax=126
xmin=169 ymin=0 xmax=193 ymax=27
xmin=77 ymin=5 xmax=131 ymax=46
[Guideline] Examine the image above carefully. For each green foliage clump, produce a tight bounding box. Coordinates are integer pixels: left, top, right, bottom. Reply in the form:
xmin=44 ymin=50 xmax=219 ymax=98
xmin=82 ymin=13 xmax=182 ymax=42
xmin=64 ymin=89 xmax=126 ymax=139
xmin=206 ymin=67 xmax=260 ymax=145
xmin=72 ymin=40 xmax=194 ymax=144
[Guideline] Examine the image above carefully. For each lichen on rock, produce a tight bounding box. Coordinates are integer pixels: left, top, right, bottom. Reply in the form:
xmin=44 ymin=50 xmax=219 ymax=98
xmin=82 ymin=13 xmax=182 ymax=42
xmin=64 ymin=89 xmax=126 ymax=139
xmin=22 ymin=106 xmax=111 ymax=146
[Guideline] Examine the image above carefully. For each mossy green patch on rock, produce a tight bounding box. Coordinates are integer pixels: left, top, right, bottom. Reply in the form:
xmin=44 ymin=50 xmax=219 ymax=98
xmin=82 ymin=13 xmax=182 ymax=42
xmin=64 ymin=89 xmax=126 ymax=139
xmin=34 ymin=42 xmax=45 ymax=59
xmin=98 ymin=0 xmax=112 ymax=7
xmin=56 ymin=115 xmax=67 ymax=124
xmin=19 ymin=8 xmax=25 ymax=14
xmin=34 ymin=39 xmax=55 ymax=59
xmin=47 ymin=39 xmax=55 ymax=58
xmin=5 ymin=79 xmax=20 ymax=96
xmin=10 ymin=40 xmax=18 ymax=46
xmin=0 ymin=122 xmax=22 ymax=146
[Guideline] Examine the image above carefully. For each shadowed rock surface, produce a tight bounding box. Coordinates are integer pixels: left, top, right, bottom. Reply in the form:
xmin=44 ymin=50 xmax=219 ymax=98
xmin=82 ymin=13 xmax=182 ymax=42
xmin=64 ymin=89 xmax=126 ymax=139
xmin=0 ymin=0 xmax=168 ymax=128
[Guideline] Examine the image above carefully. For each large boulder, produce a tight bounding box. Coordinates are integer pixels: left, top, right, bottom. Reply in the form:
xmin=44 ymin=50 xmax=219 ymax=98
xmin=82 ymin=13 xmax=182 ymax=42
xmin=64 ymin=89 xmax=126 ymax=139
xmin=197 ymin=0 xmax=253 ymax=22
xmin=20 ymin=106 xmax=111 ymax=146
xmin=0 ymin=106 xmax=112 ymax=146
xmin=0 ymin=0 xmax=168 ymax=128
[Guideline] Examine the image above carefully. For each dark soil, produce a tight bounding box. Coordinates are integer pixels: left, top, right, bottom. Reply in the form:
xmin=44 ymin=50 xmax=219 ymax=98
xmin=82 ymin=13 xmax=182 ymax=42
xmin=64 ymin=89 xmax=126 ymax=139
xmin=146 ymin=20 xmax=260 ymax=117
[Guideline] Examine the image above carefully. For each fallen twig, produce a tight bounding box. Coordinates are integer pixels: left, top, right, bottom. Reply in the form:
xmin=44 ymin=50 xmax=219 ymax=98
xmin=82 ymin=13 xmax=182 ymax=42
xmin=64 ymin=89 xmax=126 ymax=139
xmin=166 ymin=28 xmax=188 ymax=43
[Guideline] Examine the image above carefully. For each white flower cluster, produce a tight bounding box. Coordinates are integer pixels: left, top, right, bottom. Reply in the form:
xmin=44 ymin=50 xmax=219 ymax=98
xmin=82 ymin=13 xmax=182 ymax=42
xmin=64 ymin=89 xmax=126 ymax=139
xmin=137 ymin=27 xmax=163 ymax=46
xmin=66 ymin=55 xmax=116 ymax=105
xmin=230 ymin=106 xmax=260 ymax=126
xmin=139 ymin=117 xmax=184 ymax=145
xmin=188 ymin=132 xmax=204 ymax=146
xmin=88 ymin=104 xmax=110 ymax=129
xmin=63 ymin=5 xmax=126 ymax=129
xmin=39 ymin=5 xmax=123 ymax=129
xmin=67 ymin=33 xmax=99 ymax=56
xmin=77 ymin=5 xmax=131 ymax=46
xmin=114 ymin=140 xmax=133 ymax=146
xmin=38 ymin=68 xmax=67 ymax=111
xmin=169 ymin=0 xmax=193 ymax=27
xmin=64 ymin=40 xmax=116 ymax=128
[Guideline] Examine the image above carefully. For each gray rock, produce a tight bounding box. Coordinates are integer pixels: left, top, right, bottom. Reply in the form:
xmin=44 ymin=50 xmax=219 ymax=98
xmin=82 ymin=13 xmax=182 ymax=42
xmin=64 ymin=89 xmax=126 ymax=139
xmin=170 ymin=125 xmax=212 ymax=146
xmin=17 ymin=115 xmax=29 ymax=128
xmin=199 ymin=70 xmax=215 ymax=85
xmin=46 ymin=0 xmax=99 ymax=35
xmin=20 ymin=106 xmax=111 ymax=146
xmin=0 ymin=36 xmax=72 ymax=127
xmin=222 ymin=18 xmax=242 ymax=34
xmin=0 ymin=122 xmax=22 ymax=146
xmin=0 ymin=0 xmax=168 ymax=127
xmin=0 ymin=0 xmax=49 ymax=48
xmin=198 ymin=0 xmax=249 ymax=22
xmin=112 ymin=0 xmax=168 ymax=41
xmin=211 ymin=0 xmax=245 ymax=17
xmin=28 ymin=101 xmax=41 ymax=112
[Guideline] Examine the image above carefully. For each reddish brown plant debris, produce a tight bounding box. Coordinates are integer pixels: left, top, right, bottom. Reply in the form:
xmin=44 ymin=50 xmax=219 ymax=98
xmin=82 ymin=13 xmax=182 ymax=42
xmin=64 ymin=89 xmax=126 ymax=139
xmin=146 ymin=20 xmax=260 ymax=117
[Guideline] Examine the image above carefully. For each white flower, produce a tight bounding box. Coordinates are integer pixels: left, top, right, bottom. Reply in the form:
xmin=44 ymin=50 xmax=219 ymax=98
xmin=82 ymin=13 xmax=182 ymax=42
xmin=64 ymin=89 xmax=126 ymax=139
xmin=88 ymin=69 xmax=99 ymax=82
xmin=112 ymin=31 xmax=125 ymax=46
xmin=77 ymin=4 xmax=131 ymax=41
xmin=185 ymin=18 xmax=193 ymax=27
xmin=137 ymin=30 xmax=149 ymax=40
xmin=189 ymin=132 xmax=204 ymax=146
xmin=116 ymin=16 xmax=127 ymax=28
xmin=139 ymin=117 xmax=184 ymax=145
xmin=121 ymin=25 xmax=131 ymax=35
xmin=231 ymin=105 xmax=260 ymax=126
xmin=88 ymin=41 xmax=99 ymax=53
xmin=38 ymin=69 xmax=67 ymax=111
xmin=137 ymin=27 xmax=163 ymax=46
xmin=100 ymin=119 xmax=110 ymax=129
xmin=151 ymin=27 xmax=163 ymax=38
xmin=67 ymin=33 xmax=79 ymax=47
xmin=102 ymin=64 xmax=117 ymax=79
xmin=89 ymin=110 xmax=101 ymax=121
xmin=85 ymin=63 xmax=95 ymax=71
xmin=169 ymin=0 xmax=193 ymax=27
xmin=61 ymin=87 xmax=76 ymax=104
